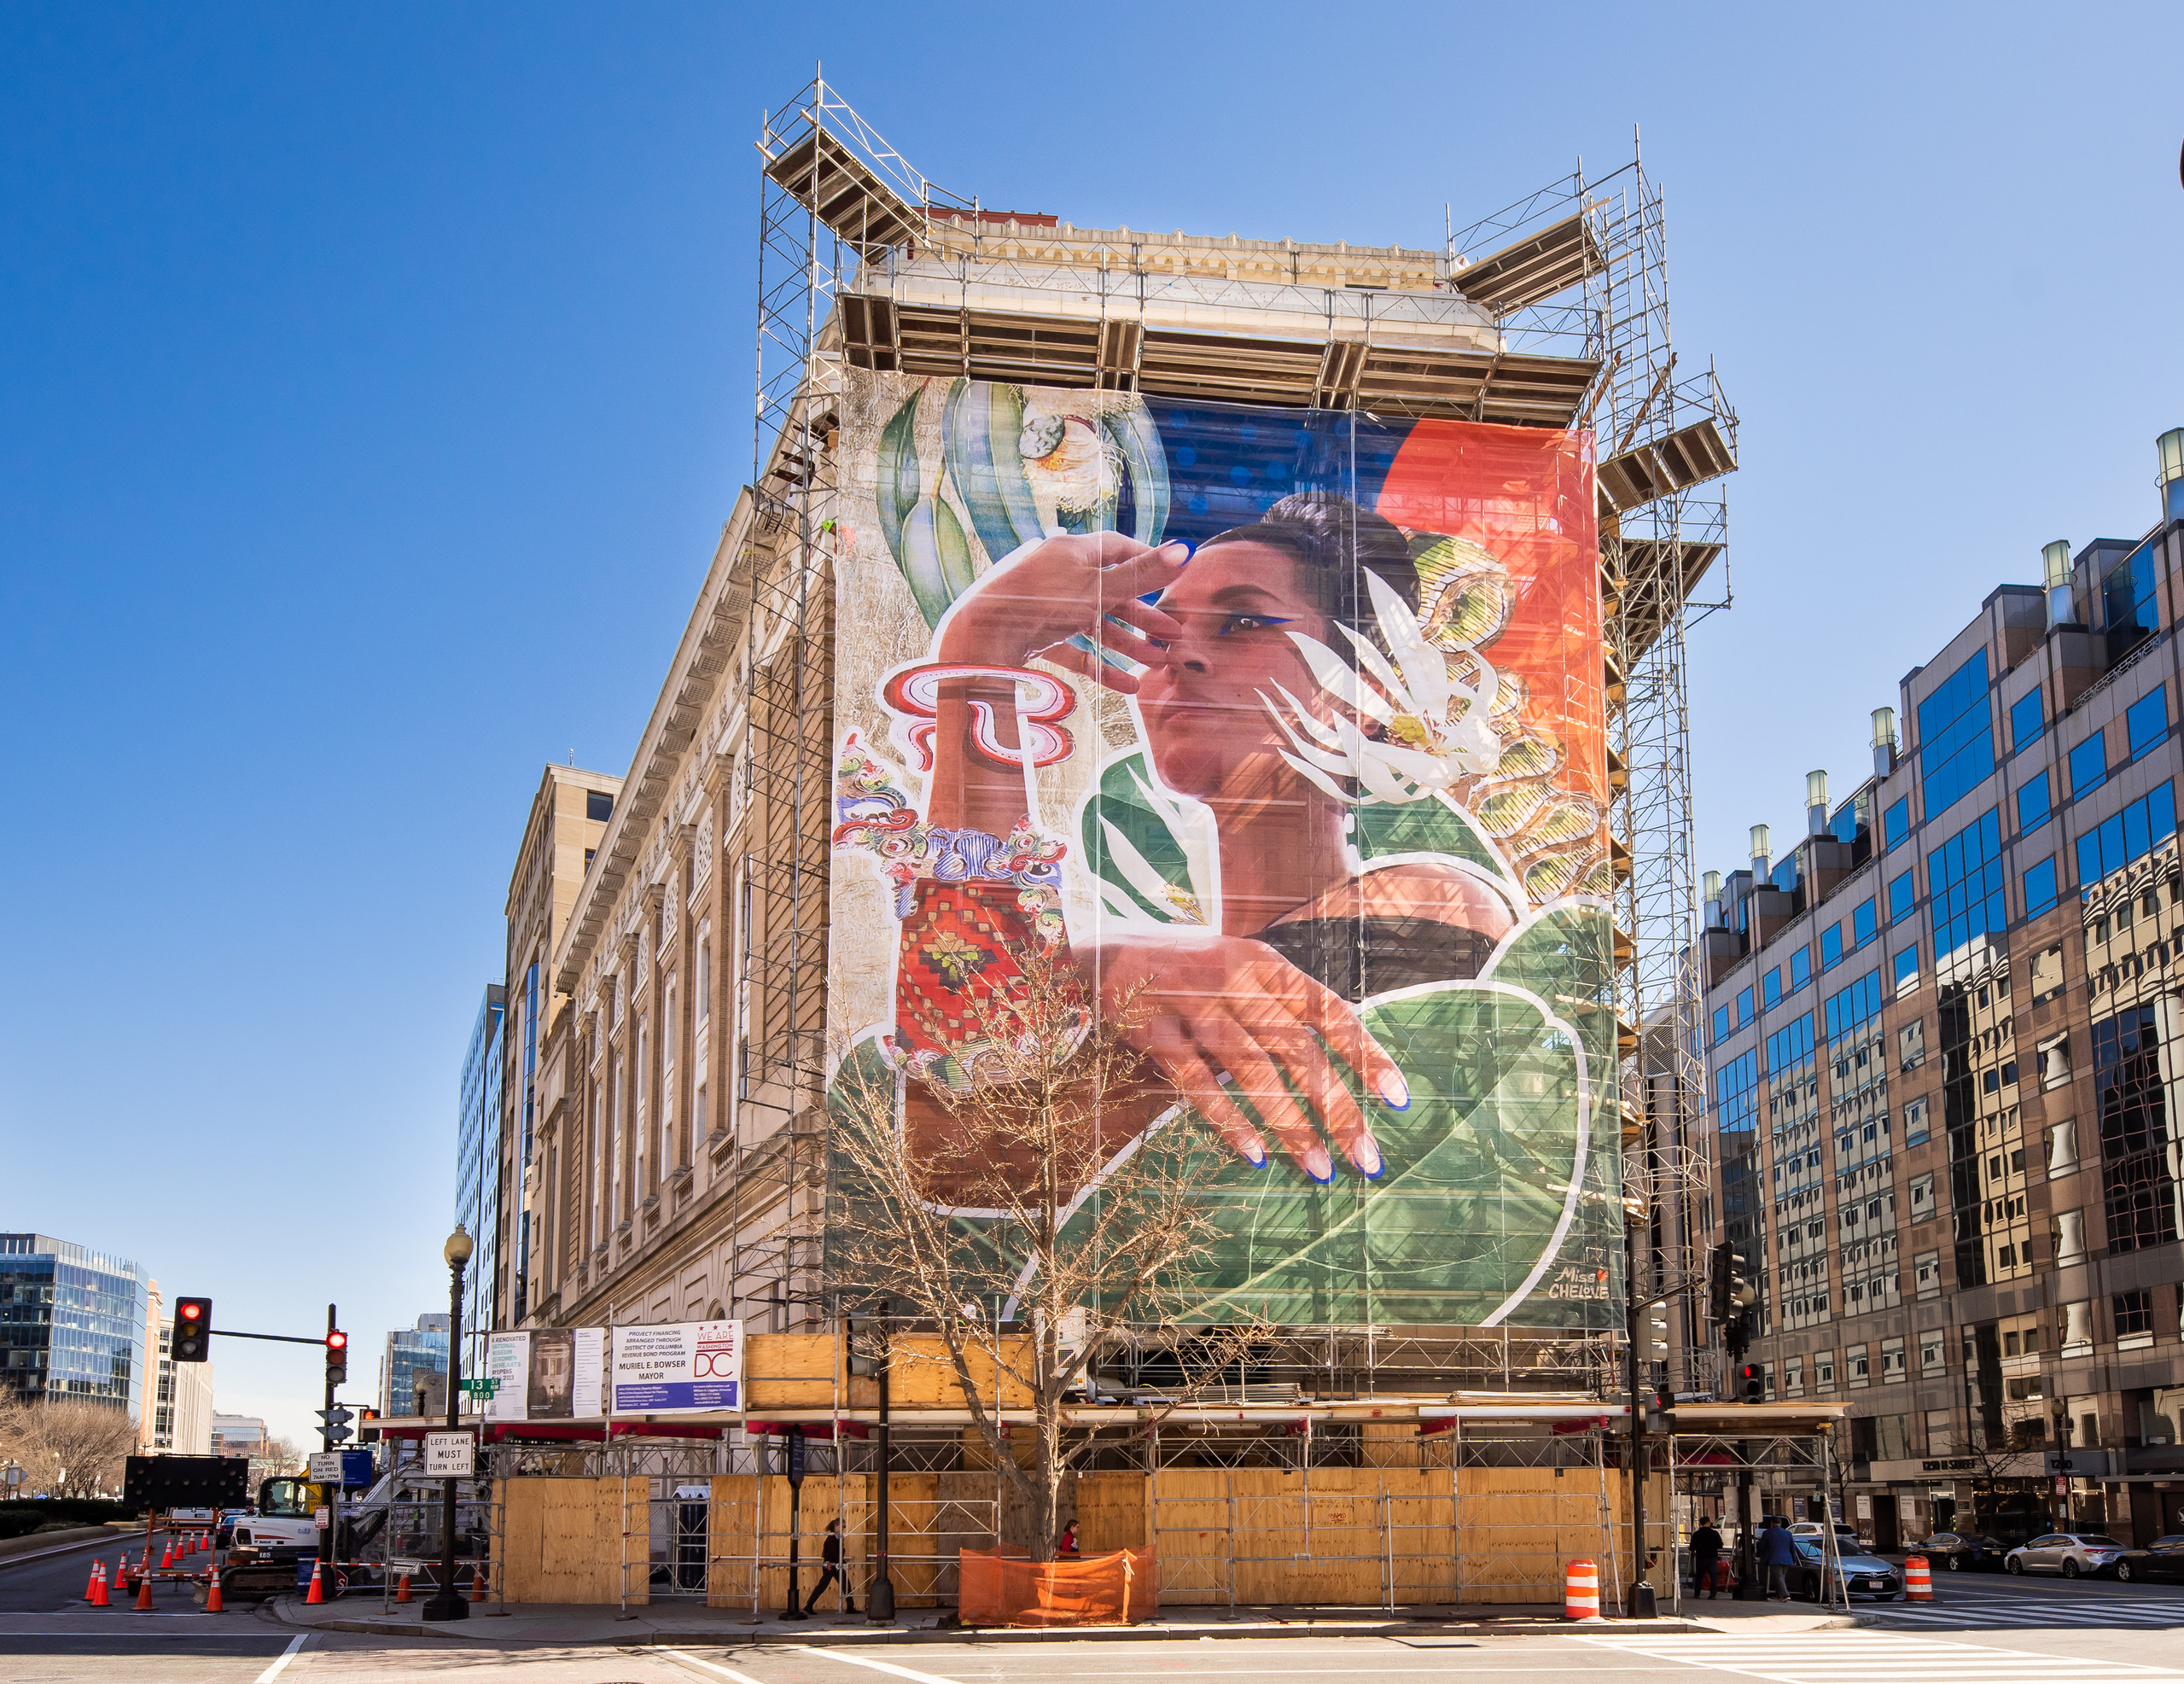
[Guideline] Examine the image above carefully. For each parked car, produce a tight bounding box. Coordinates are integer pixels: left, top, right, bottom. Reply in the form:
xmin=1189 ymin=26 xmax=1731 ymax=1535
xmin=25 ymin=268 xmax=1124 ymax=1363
xmin=2111 ymin=1535 xmax=2184 ymax=1583
xmin=1790 ymin=1520 xmax=1862 ymax=1548
xmin=1909 ymin=1530 xmax=2010 ymax=1572
xmin=1793 ymin=1537 xmax=1902 ymax=1600
xmin=2006 ymin=1533 xmax=2127 ymax=1577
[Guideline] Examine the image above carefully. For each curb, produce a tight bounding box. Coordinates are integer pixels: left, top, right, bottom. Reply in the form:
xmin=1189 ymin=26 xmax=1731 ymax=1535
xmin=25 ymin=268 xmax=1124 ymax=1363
xmin=0 ymin=1525 xmax=161 ymax=1570
xmin=268 ymin=1602 xmax=1723 ymax=1647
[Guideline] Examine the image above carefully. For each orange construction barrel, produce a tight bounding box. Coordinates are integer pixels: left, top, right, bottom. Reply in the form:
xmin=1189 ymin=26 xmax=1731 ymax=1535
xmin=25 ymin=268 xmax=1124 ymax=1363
xmin=1565 ymin=1557 xmax=1602 ymax=1619
xmin=1905 ymin=1554 xmax=1932 ymax=1600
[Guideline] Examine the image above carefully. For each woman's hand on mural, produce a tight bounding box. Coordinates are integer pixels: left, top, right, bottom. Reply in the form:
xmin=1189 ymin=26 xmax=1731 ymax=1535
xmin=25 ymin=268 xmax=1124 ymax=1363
xmin=1087 ymin=933 xmax=1407 ymax=1183
xmin=937 ymin=533 xmax=1189 ymax=695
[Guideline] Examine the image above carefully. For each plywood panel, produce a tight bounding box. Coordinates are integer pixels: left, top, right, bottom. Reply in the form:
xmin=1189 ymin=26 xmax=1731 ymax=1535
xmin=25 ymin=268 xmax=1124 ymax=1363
xmin=706 ymin=1474 xmax=760 ymax=1609
xmin=1076 ymin=1471 xmax=1146 ymax=1553
xmin=746 ymin=1332 xmax=838 ymax=1410
xmin=888 ymin=1336 xmax=1034 ymax=1408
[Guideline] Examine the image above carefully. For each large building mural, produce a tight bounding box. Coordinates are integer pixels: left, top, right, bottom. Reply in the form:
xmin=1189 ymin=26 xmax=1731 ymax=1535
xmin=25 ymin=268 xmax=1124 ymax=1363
xmin=826 ymin=374 xmax=1620 ymax=1328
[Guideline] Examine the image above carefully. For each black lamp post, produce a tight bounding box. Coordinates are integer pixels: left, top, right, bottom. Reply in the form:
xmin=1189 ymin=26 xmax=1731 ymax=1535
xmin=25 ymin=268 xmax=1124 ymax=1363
xmin=422 ymin=1224 xmax=473 ymax=1622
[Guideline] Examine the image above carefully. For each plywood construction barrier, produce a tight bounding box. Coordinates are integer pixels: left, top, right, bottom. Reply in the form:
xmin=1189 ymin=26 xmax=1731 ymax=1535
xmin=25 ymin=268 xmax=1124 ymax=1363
xmin=959 ymin=1547 xmax=1156 ymax=1628
xmin=493 ymin=1477 xmax=650 ymax=1605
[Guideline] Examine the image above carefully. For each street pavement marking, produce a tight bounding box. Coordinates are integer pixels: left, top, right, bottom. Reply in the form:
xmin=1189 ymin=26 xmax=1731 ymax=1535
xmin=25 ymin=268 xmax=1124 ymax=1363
xmin=253 ymin=1634 xmax=311 ymax=1683
xmin=1573 ymin=1631 xmax=2184 ymax=1684
xmin=665 ymin=1652 xmax=772 ymax=1684
xmin=795 ymin=1648 xmax=970 ymax=1684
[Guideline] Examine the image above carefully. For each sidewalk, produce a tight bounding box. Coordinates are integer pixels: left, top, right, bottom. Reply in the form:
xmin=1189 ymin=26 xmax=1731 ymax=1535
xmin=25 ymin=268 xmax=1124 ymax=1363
xmin=271 ymin=1592 xmax=1854 ymax=1648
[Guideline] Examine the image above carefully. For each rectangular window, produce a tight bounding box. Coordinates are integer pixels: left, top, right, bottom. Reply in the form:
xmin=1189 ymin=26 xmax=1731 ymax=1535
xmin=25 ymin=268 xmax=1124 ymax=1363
xmin=1918 ymin=650 xmax=1995 ymax=820
xmin=2076 ymin=782 xmax=2178 ymax=896
xmin=1881 ymin=1337 xmax=1907 ymax=1382
xmin=1824 ymin=970 xmax=1883 ymax=1042
xmin=1884 ymin=796 xmax=1911 ymax=852
xmin=1820 ymin=923 xmax=1845 ymax=970
xmin=1848 ymin=1343 xmax=1870 ymax=1387
xmin=1713 ymin=1049 xmax=1761 ymax=1134
xmin=2116 ymin=1288 xmax=2155 ymax=1338
xmin=1887 ymin=871 xmax=1916 ymax=924
xmin=1791 ymin=948 xmax=1812 ymax=990
xmin=586 ymin=789 xmax=614 ymax=822
xmin=2094 ymin=1006 xmax=2181 ymax=1253
xmin=2024 ymin=855 xmax=2058 ymax=918
xmin=2018 ymin=770 xmax=2051 ymax=832
xmin=1904 ymin=1093 xmax=1930 ymax=1145
xmin=2129 ymin=685 xmax=2169 ymax=761
xmin=1909 ymin=1171 xmax=1936 ymax=1218
xmin=2070 ymin=729 xmax=2109 ymax=798
xmin=1712 ymin=1005 xmax=1729 ymax=1046
xmin=1914 ymin=1250 xmax=1941 ymax=1297
xmin=1899 ymin=1018 xmax=1926 ymax=1069
xmin=1738 ymin=987 xmax=1755 ymax=1027
xmin=1816 ymin=1351 xmax=1836 ymax=1390
xmin=1763 ymin=967 xmax=1782 ymax=1007
xmin=1765 ymin=1014 xmax=1815 ymax=1072
xmin=2011 ymin=685 xmax=2045 ymax=750
xmin=1853 ymin=898 xmax=1877 ymax=947
xmin=1927 ymin=806 xmax=2006 ymax=966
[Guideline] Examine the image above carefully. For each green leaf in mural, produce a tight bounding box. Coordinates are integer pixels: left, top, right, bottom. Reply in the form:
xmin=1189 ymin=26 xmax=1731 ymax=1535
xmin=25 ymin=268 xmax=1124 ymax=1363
xmin=874 ymin=392 xmax=922 ymax=562
xmin=898 ymin=498 xmax=958 ymax=628
xmin=943 ymin=379 xmax=1045 ymax=563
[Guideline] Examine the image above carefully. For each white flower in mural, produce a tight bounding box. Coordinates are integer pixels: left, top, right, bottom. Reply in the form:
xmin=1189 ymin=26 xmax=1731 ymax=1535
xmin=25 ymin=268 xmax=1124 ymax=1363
xmin=1260 ymin=571 xmax=1503 ymax=807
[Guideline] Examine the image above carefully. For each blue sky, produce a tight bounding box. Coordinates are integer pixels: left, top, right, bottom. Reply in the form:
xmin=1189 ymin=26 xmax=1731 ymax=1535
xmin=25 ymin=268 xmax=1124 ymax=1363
xmin=4 ymin=3 xmax=2180 ymax=1447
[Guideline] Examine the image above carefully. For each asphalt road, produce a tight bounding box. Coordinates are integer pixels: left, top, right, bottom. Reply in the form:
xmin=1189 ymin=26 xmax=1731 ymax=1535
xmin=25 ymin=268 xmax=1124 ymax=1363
xmin=12 ymin=1547 xmax=2184 ymax=1684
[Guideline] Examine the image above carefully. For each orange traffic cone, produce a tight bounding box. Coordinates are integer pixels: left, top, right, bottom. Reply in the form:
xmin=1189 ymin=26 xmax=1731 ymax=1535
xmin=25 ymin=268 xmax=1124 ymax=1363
xmin=113 ymin=1558 xmax=127 ymax=1599
xmin=469 ymin=1563 xmax=486 ymax=1603
xmin=134 ymin=1569 xmax=154 ymax=1611
xmin=90 ymin=1561 xmax=109 ymax=1607
xmin=305 ymin=1559 xmax=325 ymax=1605
xmin=160 ymin=1540 xmax=174 ymax=1570
xmin=84 ymin=1560 xmax=100 ymax=1602
xmin=395 ymin=1572 xmax=412 ymax=1604
xmin=204 ymin=1572 xmax=224 ymax=1614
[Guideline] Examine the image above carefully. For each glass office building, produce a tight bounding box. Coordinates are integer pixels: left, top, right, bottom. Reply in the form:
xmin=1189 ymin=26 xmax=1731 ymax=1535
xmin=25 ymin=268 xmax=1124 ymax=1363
xmin=379 ymin=1313 xmax=451 ymax=1417
xmin=0 ymin=1233 xmax=148 ymax=1419
xmin=456 ymin=983 xmax=505 ymax=1384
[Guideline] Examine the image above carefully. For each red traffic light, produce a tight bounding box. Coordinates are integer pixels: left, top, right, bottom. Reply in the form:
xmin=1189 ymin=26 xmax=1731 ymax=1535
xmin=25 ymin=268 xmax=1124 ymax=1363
xmin=172 ymin=1297 xmax=212 ymax=1362
xmin=326 ymin=1330 xmax=348 ymax=1352
xmin=178 ymin=1302 xmax=202 ymax=1322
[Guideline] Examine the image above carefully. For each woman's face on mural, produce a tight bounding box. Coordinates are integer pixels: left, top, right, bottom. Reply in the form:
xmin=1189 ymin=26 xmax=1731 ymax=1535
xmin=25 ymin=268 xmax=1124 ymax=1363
xmin=1138 ymin=539 xmax=1340 ymax=802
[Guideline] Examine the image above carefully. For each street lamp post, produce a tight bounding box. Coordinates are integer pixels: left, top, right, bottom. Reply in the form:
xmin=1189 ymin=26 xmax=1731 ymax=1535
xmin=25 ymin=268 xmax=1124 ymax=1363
xmin=422 ymin=1225 xmax=473 ymax=1623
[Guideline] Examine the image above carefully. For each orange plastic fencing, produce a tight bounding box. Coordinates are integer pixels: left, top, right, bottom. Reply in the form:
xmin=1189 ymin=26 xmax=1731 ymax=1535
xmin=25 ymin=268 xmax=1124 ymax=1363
xmin=958 ymin=1547 xmax=1157 ymax=1627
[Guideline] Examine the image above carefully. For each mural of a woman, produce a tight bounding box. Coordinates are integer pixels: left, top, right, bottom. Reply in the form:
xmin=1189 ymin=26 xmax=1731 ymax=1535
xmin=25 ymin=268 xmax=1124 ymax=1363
xmin=831 ymin=380 xmax=1620 ymax=1327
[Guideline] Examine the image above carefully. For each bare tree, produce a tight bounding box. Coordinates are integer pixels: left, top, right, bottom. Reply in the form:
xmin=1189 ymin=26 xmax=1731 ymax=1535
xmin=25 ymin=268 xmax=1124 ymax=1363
xmin=0 ymin=1395 xmax=140 ymax=1498
xmin=828 ymin=936 xmax=1268 ymax=1563
xmin=248 ymin=1436 xmax=303 ymax=1483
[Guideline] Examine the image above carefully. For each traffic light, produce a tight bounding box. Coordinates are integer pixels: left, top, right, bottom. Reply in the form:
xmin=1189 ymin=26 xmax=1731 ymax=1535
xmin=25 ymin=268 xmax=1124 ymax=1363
xmin=172 ymin=1298 xmax=211 ymax=1363
xmin=356 ymin=1406 xmax=381 ymax=1446
xmin=325 ymin=1328 xmax=348 ymax=1385
xmin=1709 ymin=1242 xmax=1738 ymax=1324
xmin=1739 ymin=1362 xmax=1765 ymax=1403
xmin=317 ymin=1406 xmax=355 ymax=1445
xmin=1644 ymin=1299 xmax=1670 ymax=1359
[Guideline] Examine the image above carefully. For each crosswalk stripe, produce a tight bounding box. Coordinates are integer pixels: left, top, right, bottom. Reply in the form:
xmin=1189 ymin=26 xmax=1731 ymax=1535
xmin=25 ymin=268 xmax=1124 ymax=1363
xmin=1572 ymin=1631 xmax=2184 ymax=1684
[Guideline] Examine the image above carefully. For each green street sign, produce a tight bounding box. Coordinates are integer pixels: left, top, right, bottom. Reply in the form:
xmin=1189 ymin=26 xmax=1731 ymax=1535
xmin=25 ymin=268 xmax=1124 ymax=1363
xmin=458 ymin=1378 xmax=498 ymax=1396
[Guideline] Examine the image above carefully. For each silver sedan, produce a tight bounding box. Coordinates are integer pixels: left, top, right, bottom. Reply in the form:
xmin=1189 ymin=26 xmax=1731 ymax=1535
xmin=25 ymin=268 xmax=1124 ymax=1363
xmin=2006 ymin=1531 xmax=2128 ymax=1577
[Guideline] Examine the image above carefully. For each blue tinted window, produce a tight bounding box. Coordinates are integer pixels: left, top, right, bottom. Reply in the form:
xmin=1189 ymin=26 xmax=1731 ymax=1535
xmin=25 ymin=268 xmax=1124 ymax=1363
xmin=1927 ymin=806 xmax=2006 ymax=966
xmin=2075 ymin=781 xmax=2178 ymax=897
xmin=2070 ymin=730 xmax=2108 ymax=797
xmin=2128 ymin=685 xmax=2169 ymax=761
xmin=1820 ymin=923 xmax=1844 ymax=970
xmin=1893 ymin=945 xmax=1919 ymax=992
xmin=1917 ymin=650 xmax=1995 ymax=820
xmin=1887 ymin=871 xmax=1915 ymax=924
xmin=2017 ymin=770 xmax=2051 ymax=833
xmin=1737 ymin=987 xmax=1755 ymax=1027
xmin=2010 ymin=686 xmax=2044 ymax=750
xmin=2104 ymin=541 xmax=2159 ymax=656
xmin=1713 ymin=1005 xmax=1729 ymax=1046
xmin=2024 ymin=856 xmax=2058 ymax=919
xmin=1790 ymin=948 xmax=1811 ymax=990
xmin=1763 ymin=967 xmax=1782 ymax=1007
xmin=1766 ymin=1013 xmax=1814 ymax=1073
xmin=1852 ymin=898 xmax=1877 ymax=947
xmin=1714 ymin=1049 xmax=1760 ymax=1133
xmin=1884 ymin=797 xmax=1910 ymax=852
xmin=1824 ymin=971 xmax=1883 ymax=1044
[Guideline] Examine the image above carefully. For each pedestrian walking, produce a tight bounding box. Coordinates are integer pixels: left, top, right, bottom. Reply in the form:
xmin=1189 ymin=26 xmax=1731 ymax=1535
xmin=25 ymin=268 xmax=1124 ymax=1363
xmin=1692 ymin=1516 xmax=1725 ymax=1599
xmin=803 ymin=1519 xmax=853 ymax=1616
xmin=1758 ymin=1515 xmax=1799 ymax=1600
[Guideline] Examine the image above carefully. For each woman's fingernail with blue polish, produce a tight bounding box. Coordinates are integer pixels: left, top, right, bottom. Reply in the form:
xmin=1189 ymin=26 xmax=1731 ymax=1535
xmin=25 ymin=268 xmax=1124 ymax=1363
xmin=1352 ymin=1138 xmax=1383 ymax=1179
xmin=1377 ymin=1069 xmax=1410 ymax=1110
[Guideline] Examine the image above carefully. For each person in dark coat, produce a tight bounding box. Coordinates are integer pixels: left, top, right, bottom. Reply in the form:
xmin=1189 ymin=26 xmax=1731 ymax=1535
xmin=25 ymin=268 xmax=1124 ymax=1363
xmin=803 ymin=1518 xmax=853 ymax=1616
xmin=1692 ymin=1517 xmax=1726 ymax=1598
xmin=1758 ymin=1516 xmax=1800 ymax=1600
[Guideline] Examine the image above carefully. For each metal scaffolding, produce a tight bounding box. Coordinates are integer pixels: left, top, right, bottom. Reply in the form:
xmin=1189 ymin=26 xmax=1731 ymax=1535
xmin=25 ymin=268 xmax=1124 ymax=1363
xmin=743 ymin=77 xmax=1736 ymax=1391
